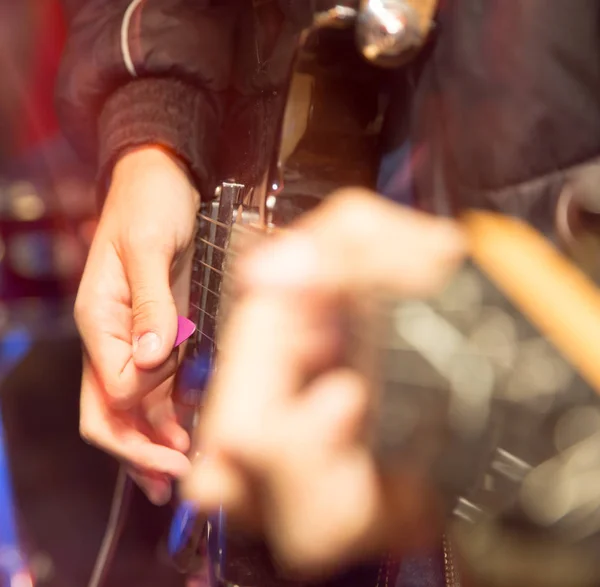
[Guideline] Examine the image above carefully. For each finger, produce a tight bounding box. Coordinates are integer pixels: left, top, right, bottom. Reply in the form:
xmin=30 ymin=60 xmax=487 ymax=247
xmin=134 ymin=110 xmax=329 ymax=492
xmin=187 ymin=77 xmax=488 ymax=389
xmin=79 ymin=363 xmax=191 ymax=477
xmin=81 ymin=332 xmax=178 ymax=408
xmin=296 ymin=368 xmax=370 ymax=447
xmin=180 ymin=456 xmax=260 ymax=530
xmin=171 ymin=246 xmax=194 ymax=315
xmin=241 ymin=189 xmax=467 ymax=297
xmin=143 ymin=387 xmax=190 ymax=453
xmin=75 ymin=247 xmax=180 ymax=408
xmin=260 ymin=371 xmax=379 ymax=571
xmin=198 ymin=276 xmax=358 ymax=472
xmin=284 ymin=372 xmax=440 ymax=564
xmin=300 ymin=375 xmax=442 ymax=557
xmin=123 ymin=233 xmax=179 ymax=369
xmin=199 ymin=291 xmax=315 ymax=467
xmin=129 ymin=467 xmax=173 ymax=506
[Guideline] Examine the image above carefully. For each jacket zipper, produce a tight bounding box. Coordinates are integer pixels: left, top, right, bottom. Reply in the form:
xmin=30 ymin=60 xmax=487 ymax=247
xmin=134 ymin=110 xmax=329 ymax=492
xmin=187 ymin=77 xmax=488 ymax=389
xmin=442 ymin=534 xmax=461 ymax=587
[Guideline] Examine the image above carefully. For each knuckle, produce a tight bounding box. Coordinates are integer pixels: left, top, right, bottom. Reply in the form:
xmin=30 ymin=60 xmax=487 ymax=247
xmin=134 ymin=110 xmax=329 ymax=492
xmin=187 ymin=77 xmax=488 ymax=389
xmin=73 ymin=290 xmax=93 ymax=330
xmin=79 ymin=418 xmax=99 ymax=447
xmin=103 ymin=383 xmax=130 ymax=409
xmin=103 ymin=379 xmax=121 ymax=402
xmin=98 ymin=373 xmax=131 ymax=408
xmin=74 ymin=284 xmax=106 ymax=336
xmin=130 ymin=283 xmax=174 ymax=325
xmin=131 ymin=294 xmax=159 ymax=323
xmin=324 ymin=189 xmax=374 ymax=239
xmin=327 ymin=188 xmax=372 ymax=215
xmin=73 ymin=297 xmax=85 ymax=328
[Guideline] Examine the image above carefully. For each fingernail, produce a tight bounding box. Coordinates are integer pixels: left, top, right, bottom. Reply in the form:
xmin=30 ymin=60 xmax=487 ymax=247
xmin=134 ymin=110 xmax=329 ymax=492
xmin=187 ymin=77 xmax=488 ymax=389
xmin=174 ymin=316 xmax=196 ymax=348
xmin=242 ymin=236 xmax=318 ymax=288
xmin=133 ymin=331 xmax=162 ymax=359
xmin=168 ymin=501 xmax=199 ymax=556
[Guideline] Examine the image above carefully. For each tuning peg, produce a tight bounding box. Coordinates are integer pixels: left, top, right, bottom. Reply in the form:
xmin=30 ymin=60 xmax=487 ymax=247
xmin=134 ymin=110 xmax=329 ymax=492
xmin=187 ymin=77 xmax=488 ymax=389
xmin=356 ymin=0 xmax=432 ymax=67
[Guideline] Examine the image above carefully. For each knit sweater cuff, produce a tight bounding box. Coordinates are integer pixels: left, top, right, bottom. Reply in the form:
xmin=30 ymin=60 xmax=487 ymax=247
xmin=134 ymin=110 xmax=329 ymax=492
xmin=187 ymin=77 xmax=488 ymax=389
xmin=98 ymin=77 xmax=220 ymax=201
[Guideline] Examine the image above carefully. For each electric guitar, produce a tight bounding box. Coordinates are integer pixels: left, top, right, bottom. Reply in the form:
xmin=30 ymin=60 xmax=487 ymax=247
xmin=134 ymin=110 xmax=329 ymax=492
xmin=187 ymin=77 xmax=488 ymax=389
xmin=172 ymin=2 xmax=600 ymax=587
xmin=170 ymin=2 xmax=432 ymax=585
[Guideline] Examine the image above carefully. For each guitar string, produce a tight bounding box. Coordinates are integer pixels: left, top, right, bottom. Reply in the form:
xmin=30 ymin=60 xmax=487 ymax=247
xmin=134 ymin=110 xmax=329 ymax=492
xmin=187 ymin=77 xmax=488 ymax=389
xmin=191 ymin=242 xmax=251 ymax=278
xmin=192 ymin=209 xmax=257 ymax=345
xmin=189 ymin=278 xmax=232 ymax=346
xmin=195 ymin=258 xmax=225 ymax=277
xmin=193 ymin=238 xmax=242 ymax=260
xmin=190 ymin=279 xmax=235 ymax=307
xmin=193 ymin=209 xmax=245 ymax=275
xmin=190 ymin=221 xmax=229 ymax=345
xmin=190 ymin=302 xmax=218 ymax=322
xmin=194 ymin=329 xmax=216 ymax=345
xmin=196 ymin=234 xmax=228 ymax=254
xmin=190 ymin=280 xmax=220 ymax=299
xmin=197 ymin=211 xmax=230 ymax=230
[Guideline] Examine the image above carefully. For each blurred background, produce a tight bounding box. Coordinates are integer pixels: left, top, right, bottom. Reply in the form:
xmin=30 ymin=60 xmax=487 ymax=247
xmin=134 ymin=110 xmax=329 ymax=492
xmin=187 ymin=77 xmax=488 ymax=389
xmin=0 ymin=3 xmax=181 ymax=586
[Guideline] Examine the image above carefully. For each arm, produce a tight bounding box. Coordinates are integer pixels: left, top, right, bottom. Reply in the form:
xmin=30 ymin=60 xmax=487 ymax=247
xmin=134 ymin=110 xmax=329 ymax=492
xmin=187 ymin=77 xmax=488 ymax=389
xmin=56 ymin=0 xmax=243 ymax=503
xmin=56 ymin=0 xmax=240 ymax=198
xmin=58 ymin=0 xmax=306 ymax=505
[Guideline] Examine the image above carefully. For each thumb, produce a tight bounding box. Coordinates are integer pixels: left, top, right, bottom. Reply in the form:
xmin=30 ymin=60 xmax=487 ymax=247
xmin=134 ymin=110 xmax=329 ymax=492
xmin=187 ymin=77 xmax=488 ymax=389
xmin=126 ymin=247 xmax=178 ymax=369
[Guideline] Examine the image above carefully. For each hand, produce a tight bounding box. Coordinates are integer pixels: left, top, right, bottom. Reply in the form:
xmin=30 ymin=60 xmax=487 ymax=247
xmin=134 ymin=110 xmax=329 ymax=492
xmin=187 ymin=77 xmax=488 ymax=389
xmin=182 ymin=189 xmax=467 ymax=572
xmin=76 ymin=147 xmax=198 ymax=504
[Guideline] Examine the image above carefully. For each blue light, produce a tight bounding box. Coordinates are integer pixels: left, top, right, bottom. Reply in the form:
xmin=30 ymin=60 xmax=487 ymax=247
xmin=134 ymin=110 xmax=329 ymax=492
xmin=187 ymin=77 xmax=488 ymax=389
xmin=178 ymin=351 xmax=212 ymax=403
xmin=0 ymin=416 xmax=19 ymax=554
xmin=0 ymin=327 xmax=31 ymax=565
xmin=0 ymin=328 xmax=31 ymax=368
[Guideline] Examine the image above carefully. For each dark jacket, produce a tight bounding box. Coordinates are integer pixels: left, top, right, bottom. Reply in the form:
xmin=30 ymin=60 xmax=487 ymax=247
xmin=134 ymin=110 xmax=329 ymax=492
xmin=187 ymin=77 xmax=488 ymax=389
xmin=409 ymin=0 xmax=600 ymax=238
xmin=56 ymin=0 xmax=600 ymax=238
xmin=56 ymin=0 xmax=304 ymax=200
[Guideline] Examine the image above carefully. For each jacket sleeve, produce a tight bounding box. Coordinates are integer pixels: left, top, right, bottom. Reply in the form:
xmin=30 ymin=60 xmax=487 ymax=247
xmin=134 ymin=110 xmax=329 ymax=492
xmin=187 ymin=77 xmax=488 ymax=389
xmin=56 ymin=0 xmax=240 ymax=198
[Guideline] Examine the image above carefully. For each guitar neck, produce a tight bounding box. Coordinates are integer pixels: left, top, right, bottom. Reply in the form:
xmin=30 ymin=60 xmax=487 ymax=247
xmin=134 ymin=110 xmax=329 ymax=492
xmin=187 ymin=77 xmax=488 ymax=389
xmin=188 ymin=184 xmax=268 ymax=360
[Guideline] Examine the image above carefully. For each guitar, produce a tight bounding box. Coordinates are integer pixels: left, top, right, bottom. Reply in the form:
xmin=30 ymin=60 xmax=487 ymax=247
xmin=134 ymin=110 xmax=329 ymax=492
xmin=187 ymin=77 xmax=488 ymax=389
xmin=172 ymin=2 xmax=600 ymax=587
xmin=169 ymin=1 xmax=435 ymax=585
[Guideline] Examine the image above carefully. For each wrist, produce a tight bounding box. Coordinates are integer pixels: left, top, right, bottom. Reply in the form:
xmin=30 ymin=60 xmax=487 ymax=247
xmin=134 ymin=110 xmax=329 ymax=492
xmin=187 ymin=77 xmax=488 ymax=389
xmin=113 ymin=146 xmax=201 ymax=210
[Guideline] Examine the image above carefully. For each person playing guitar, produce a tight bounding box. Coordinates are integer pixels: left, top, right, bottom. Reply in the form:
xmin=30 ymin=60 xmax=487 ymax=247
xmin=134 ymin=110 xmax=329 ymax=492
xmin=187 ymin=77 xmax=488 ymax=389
xmin=56 ymin=1 xmax=600 ymax=586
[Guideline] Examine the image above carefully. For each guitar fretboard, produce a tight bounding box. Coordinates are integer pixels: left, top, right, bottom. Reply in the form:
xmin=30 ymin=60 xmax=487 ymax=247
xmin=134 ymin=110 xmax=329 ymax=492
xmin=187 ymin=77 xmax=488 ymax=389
xmin=188 ymin=184 xmax=267 ymax=364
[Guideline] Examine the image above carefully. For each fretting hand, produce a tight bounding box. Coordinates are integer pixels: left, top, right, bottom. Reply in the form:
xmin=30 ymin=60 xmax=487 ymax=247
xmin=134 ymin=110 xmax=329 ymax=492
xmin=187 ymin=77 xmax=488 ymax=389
xmin=183 ymin=189 xmax=467 ymax=572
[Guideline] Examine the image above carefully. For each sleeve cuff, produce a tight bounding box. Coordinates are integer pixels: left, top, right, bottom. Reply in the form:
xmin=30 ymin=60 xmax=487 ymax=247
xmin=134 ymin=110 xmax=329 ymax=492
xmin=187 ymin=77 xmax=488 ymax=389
xmin=98 ymin=77 xmax=220 ymax=201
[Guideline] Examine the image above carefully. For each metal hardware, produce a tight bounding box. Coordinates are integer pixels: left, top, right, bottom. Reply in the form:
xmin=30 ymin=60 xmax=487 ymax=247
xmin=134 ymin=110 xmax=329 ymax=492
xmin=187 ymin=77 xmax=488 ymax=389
xmin=356 ymin=0 xmax=423 ymax=67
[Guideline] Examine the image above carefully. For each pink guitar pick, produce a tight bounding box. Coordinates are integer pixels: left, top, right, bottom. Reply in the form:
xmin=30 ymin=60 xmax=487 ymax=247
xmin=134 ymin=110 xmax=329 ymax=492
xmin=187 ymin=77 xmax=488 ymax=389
xmin=174 ymin=316 xmax=196 ymax=348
